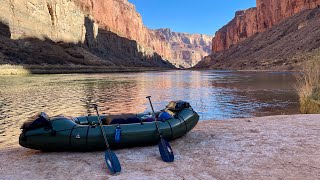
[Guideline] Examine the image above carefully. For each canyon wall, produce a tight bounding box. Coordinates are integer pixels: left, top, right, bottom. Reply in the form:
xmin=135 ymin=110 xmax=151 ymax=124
xmin=213 ymin=0 xmax=320 ymax=52
xmin=0 ymin=0 xmax=86 ymax=42
xmin=0 ymin=0 xmax=171 ymax=67
xmin=0 ymin=0 xmax=210 ymax=67
xmin=154 ymin=29 xmax=212 ymax=67
xmin=77 ymin=0 xmax=174 ymax=62
xmin=196 ymin=7 xmax=320 ymax=70
xmin=76 ymin=0 xmax=213 ymax=67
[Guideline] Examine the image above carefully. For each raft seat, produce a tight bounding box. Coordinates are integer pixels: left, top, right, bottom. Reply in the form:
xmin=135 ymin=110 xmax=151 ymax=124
xmin=107 ymin=114 xmax=142 ymax=125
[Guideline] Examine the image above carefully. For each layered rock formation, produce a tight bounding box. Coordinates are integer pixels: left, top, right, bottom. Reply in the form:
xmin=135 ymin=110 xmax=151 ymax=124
xmin=76 ymin=0 xmax=174 ymax=62
xmin=213 ymin=0 xmax=320 ymax=52
xmin=154 ymin=29 xmax=212 ymax=67
xmin=76 ymin=0 xmax=212 ymax=67
xmin=0 ymin=0 xmax=210 ymax=68
xmin=0 ymin=0 xmax=171 ymax=67
xmin=196 ymin=7 xmax=320 ymax=70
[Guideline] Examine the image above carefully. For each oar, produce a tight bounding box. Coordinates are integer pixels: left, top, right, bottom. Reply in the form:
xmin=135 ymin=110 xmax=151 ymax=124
xmin=146 ymin=96 xmax=174 ymax=162
xmin=93 ymin=104 xmax=121 ymax=174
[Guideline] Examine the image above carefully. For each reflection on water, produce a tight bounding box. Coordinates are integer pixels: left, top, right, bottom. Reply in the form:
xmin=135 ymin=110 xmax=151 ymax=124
xmin=0 ymin=70 xmax=299 ymax=146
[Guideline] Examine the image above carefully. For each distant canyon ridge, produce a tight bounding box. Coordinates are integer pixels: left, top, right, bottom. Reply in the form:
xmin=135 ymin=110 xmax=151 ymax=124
xmin=0 ymin=0 xmax=211 ymax=68
xmin=197 ymin=0 xmax=320 ymax=70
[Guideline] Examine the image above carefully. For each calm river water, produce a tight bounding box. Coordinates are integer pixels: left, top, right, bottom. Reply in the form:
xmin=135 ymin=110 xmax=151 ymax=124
xmin=0 ymin=70 xmax=300 ymax=145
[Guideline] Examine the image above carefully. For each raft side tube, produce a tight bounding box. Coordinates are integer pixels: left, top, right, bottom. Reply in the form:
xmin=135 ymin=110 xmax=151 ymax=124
xmin=70 ymin=125 xmax=89 ymax=149
xmin=19 ymin=105 xmax=199 ymax=151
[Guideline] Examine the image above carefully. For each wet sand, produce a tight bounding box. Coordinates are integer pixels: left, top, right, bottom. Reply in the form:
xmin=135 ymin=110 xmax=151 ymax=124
xmin=0 ymin=114 xmax=319 ymax=180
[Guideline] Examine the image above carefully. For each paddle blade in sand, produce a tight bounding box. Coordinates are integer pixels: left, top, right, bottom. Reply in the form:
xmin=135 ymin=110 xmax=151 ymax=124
xmin=158 ymin=137 xmax=174 ymax=162
xmin=105 ymin=150 xmax=121 ymax=174
xmin=94 ymin=104 xmax=121 ymax=175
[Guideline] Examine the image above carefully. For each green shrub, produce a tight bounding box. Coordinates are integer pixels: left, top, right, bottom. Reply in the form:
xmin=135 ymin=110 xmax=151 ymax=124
xmin=296 ymin=57 xmax=320 ymax=113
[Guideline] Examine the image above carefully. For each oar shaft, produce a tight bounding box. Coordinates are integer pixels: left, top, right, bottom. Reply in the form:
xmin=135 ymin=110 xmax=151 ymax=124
xmin=93 ymin=104 xmax=121 ymax=174
xmin=146 ymin=96 xmax=161 ymax=136
xmin=146 ymin=96 xmax=174 ymax=162
xmin=147 ymin=97 xmax=155 ymax=113
xmin=95 ymin=107 xmax=110 ymax=148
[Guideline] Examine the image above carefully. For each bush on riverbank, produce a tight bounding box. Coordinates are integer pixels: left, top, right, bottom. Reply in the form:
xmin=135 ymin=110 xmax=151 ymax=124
xmin=0 ymin=64 xmax=30 ymax=75
xmin=296 ymin=57 xmax=320 ymax=113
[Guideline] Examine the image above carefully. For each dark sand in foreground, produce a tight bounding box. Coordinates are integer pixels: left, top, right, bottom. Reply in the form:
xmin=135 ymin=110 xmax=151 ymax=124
xmin=0 ymin=115 xmax=319 ymax=179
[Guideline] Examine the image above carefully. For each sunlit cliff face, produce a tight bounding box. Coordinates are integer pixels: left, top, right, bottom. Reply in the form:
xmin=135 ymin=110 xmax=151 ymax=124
xmin=0 ymin=0 xmax=211 ymax=68
xmin=213 ymin=0 xmax=320 ymax=52
xmin=1 ymin=0 xmax=87 ymax=43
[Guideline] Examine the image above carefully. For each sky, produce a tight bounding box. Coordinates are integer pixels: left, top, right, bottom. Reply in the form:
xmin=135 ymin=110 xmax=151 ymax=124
xmin=128 ymin=0 xmax=256 ymax=35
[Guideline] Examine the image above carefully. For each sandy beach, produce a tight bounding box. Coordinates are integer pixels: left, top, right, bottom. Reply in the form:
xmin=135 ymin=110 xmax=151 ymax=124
xmin=0 ymin=114 xmax=319 ymax=180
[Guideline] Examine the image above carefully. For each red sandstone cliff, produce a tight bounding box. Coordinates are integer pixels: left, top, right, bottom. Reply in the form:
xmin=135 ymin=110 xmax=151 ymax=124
xmin=0 ymin=0 xmax=174 ymax=67
xmin=77 ymin=0 xmax=173 ymax=59
xmin=0 ymin=0 xmax=210 ymax=68
xmin=196 ymin=7 xmax=320 ymax=70
xmin=75 ymin=0 xmax=211 ymax=67
xmin=213 ymin=0 xmax=320 ymax=52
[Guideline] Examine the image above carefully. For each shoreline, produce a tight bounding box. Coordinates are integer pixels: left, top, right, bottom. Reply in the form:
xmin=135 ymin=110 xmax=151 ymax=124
xmin=1 ymin=114 xmax=319 ymax=179
xmin=189 ymin=67 xmax=301 ymax=73
xmin=0 ymin=65 xmax=176 ymax=75
xmin=0 ymin=64 xmax=303 ymax=75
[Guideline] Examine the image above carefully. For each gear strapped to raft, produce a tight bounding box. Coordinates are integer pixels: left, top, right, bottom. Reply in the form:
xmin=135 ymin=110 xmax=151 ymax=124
xmin=19 ymin=100 xmax=199 ymax=151
xmin=21 ymin=112 xmax=52 ymax=132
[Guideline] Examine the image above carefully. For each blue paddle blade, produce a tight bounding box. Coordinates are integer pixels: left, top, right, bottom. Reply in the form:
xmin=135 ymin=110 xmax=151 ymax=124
xmin=105 ymin=150 xmax=121 ymax=174
xmin=158 ymin=138 xmax=174 ymax=162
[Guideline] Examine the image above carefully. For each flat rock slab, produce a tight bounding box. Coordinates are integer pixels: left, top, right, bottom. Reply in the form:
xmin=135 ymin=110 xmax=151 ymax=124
xmin=0 ymin=115 xmax=320 ymax=179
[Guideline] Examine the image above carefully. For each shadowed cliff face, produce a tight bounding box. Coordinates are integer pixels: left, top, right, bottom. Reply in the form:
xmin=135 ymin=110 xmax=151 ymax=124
xmin=76 ymin=0 xmax=212 ymax=67
xmin=0 ymin=18 xmax=174 ymax=68
xmin=0 ymin=20 xmax=106 ymax=65
xmin=213 ymin=0 xmax=320 ymax=53
xmin=0 ymin=0 xmax=210 ymax=68
xmin=82 ymin=17 xmax=173 ymax=67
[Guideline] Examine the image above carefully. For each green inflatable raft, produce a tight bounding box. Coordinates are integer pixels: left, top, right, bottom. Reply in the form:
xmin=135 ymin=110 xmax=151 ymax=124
xmin=19 ymin=101 xmax=199 ymax=151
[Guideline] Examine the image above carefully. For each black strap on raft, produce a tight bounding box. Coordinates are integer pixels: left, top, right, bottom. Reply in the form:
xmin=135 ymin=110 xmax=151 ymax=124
xmin=165 ymin=120 xmax=174 ymax=139
xmin=177 ymin=115 xmax=188 ymax=132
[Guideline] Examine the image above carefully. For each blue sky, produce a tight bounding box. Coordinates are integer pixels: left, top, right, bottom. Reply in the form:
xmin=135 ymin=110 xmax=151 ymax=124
xmin=128 ymin=0 xmax=256 ymax=35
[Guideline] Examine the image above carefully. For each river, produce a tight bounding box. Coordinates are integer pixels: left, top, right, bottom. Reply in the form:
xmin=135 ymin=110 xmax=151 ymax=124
xmin=0 ymin=70 xmax=300 ymax=145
